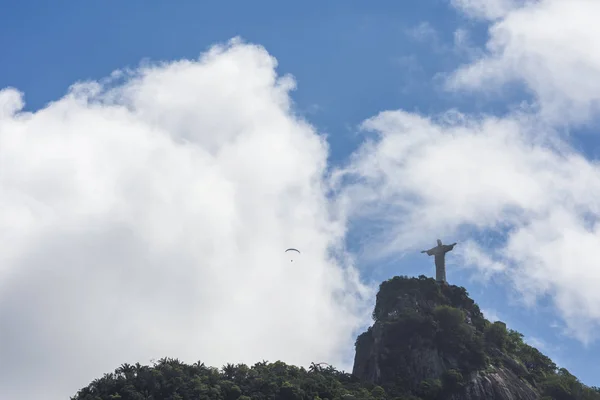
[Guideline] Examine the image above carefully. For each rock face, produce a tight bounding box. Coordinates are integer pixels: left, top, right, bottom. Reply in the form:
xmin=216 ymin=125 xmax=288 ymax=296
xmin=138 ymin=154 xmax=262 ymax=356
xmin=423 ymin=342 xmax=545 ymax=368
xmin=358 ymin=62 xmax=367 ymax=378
xmin=450 ymin=368 xmax=538 ymax=400
xmin=352 ymin=275 xmax=543 ymax=400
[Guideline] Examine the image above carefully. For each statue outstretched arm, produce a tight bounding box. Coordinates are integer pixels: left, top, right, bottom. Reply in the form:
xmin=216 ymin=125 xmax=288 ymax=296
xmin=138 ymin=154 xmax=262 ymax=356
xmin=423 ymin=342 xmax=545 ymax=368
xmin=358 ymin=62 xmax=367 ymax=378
xmin=421 ymin=248 xmax=436 ymax=255
xmin=441 ymin=243 xmax=457 ymax=253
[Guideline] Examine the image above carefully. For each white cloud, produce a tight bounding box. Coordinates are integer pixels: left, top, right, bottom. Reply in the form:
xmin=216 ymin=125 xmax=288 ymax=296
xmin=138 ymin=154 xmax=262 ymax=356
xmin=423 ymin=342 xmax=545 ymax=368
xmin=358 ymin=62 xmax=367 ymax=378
xmin=481 ymin=308 xmax=501 ymax=322
xmin=458 ymin=239 xmax=507 ymax=282
xmin=448 ymin=0 xmax=600 ymax=125
xmin=407 ymin=22 xmax=439 ymax=43
xmin=451 ymin=0 xmax=527 ymax=21
xmin=334 ymin=108 xmax=600 ymax=345
xmin=525 ymin=335 xmax=547 ymax=351
xmin=0 ymin=39 xmax=373 ymax=400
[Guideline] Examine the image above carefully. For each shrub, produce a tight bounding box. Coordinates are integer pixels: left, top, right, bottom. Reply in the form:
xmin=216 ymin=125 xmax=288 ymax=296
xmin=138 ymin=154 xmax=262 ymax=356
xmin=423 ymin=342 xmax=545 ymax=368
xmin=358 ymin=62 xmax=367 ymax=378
xmin=442 ymin=369 xmax=465 ymax=392
xmin=484 ymin=321 xmax=508 ymax=350
xmin=417 ymin=379 xmax=442 ymax=400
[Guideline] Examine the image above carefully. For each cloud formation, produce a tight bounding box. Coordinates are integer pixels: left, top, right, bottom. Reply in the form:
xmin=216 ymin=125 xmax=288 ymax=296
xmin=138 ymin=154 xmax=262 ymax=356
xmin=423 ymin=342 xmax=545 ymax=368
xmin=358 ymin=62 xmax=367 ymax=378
xmin=336 ymin=106 xmax=600 ymax=343
xmin=451 ymin=0 xmax=524 ymax=21
xmin=334 ymin=0 xmax=600 ymax=350
xmin=0 ymin=39 xmax=371 ymax=400
xmin=449 ymin=0 xmax=600 ymax=125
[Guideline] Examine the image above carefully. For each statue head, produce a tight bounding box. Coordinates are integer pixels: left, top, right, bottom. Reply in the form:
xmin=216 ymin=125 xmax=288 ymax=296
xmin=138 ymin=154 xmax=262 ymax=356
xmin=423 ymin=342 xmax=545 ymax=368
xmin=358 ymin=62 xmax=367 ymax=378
xmin=437 ymin=239 xmax=442 ymax=246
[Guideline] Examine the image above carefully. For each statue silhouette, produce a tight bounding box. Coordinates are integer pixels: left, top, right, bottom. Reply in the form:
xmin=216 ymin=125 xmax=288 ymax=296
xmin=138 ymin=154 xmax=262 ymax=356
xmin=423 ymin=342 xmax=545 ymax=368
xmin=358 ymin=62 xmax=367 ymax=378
xmin=421 ymin=239 xmax=457 ymax=283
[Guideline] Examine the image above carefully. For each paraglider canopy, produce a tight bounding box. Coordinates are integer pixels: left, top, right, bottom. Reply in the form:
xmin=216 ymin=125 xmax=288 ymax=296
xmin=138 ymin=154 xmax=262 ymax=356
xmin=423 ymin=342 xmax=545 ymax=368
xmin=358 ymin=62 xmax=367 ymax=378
xmin=285 ymin=248 xmax=300 ymax=262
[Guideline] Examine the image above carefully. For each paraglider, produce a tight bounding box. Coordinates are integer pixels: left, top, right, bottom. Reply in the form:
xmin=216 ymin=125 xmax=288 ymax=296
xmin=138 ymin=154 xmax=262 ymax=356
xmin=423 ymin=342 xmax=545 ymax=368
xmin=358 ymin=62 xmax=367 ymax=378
xmin=285 ymin=248 xmax=300 ymax=262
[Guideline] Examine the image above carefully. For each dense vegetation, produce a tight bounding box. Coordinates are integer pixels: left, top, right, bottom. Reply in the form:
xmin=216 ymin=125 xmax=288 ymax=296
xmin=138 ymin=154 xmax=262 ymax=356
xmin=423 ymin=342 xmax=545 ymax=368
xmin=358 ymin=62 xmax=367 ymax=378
xmin=72 ymin=275 xmax=600 ymax=400
xmin=71 ymin=359 xmax=386 ymax=400
xmin=362 ymin=275 xmax=600 ymax=400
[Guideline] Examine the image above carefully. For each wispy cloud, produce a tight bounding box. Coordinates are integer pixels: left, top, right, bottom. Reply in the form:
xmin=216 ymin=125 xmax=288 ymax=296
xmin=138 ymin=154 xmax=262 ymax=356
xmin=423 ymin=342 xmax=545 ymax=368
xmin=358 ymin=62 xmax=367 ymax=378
xmin=406 ymin=22 xmax=453 ymax=55
xmin=451 ymin=0 xmax=525 ymax=21
xmin=481 ymin=308 xmax=501 ymax=322
xmin=407 ymin=22 xmax=439 ymax=43
xmin=448 ymin=0 xmax=600 ymax=126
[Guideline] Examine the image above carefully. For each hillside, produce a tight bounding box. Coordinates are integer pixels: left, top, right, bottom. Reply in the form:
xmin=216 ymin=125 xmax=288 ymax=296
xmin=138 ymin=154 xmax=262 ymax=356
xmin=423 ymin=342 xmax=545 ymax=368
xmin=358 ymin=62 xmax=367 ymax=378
xmin=353 ymin=276 xmax=600 ymax=399
xmin=71 ymin=276 xmax=600 ymax=400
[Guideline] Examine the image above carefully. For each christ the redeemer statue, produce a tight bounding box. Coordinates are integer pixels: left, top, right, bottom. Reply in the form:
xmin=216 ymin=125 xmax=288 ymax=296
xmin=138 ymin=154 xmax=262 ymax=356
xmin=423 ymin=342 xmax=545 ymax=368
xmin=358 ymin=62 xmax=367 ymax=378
xmin=420 ymin=239 xmax=457 ymax=283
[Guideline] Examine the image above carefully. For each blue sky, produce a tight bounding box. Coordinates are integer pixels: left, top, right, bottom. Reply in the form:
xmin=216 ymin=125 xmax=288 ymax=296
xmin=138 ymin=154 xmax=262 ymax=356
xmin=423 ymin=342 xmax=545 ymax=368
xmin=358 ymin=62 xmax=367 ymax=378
xmin=2 ymin=0 xmax=600 ymax=396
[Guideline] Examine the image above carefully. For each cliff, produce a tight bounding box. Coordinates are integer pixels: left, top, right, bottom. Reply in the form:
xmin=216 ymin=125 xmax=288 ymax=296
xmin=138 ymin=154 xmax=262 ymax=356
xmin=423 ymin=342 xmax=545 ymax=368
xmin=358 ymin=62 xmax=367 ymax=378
xmin=352 ymin=275 xmax=599 ymax=400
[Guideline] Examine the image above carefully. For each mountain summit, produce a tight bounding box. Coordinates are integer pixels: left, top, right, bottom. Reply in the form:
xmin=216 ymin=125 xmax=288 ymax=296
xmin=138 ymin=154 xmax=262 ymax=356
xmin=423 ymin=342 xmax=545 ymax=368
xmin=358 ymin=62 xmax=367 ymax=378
xmin=353 ymin=275 xmax=599 ymax=400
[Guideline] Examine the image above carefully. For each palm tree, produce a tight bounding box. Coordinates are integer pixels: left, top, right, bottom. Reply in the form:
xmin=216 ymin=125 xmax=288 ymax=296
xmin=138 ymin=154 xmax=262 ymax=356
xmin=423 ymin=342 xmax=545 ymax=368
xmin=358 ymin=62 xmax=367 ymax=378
xmin=222 ymin=363 xmax=236 ymax=380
